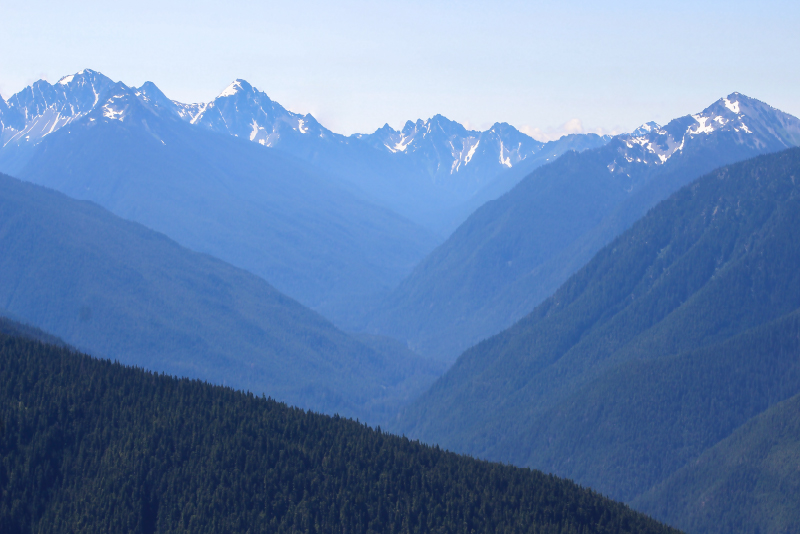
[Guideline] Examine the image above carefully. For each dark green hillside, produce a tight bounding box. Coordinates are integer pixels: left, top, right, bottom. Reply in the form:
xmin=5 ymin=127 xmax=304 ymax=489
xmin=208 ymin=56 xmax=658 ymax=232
xmin=634 ymin=392 xmax=800 ymax=534
xmin=395 ymin=147 xmax=800 ymax=513
xmin=0 ymin=173 xmax=440 ymax=424
xmin=0 ymin=333 xmax=678 ymax=534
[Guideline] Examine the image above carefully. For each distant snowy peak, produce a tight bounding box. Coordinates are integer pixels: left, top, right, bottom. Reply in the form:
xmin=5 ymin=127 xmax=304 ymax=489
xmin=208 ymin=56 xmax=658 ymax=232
xmin=2 ymin=69 xmax=115 ymax=147
xmin=358 ymin=116 xmax=543 ymax=177
xmin=1 ymin=71 xmax=189 ymax=152
xmin=607 ymin=92 xmax=800 ymax=176
xmin=687 ymin=93 xmax=758 ymax=137
xmin=699 ymin=92 xmax=800 ymax=145
xmin=367 ymin=115 xmax=470 ymax=155
xmin=189 ymin=79 xmax=330 ymax=146
xmin=367 ymin=115 xmax=470 ymax=154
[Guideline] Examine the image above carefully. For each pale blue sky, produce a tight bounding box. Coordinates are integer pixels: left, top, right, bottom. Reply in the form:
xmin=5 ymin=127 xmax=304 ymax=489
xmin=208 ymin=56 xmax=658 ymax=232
xmin=2 ymin=0 xmax=798 ymax=139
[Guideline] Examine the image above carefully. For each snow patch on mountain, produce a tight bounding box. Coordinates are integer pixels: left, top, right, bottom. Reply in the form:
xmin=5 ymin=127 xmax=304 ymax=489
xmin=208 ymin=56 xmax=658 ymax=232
xmin=690 ymin=115 xmax=715 ymax=135
xmin=498 ymin=140 xmax=513 ymax=168
xmin=394 ymin=138 xmax=411 ymax=152
xmin=102 ymin=102 xmax=126 ymax=121
xmin=724 ymin=97 xmax=740 ymax=114
xmin=465 ymin=140 xmax=479 ymax=164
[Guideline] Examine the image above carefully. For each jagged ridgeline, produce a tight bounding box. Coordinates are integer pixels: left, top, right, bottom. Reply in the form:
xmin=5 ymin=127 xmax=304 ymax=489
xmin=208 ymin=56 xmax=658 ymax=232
xmin=0 ymin=330 xmax=677 ymax=534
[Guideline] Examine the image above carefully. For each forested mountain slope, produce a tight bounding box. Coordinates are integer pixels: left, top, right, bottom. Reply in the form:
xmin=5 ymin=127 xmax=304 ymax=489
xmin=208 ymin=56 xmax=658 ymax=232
xmin=0 ymin=331 xmax=679 ymax=534
xmin=634 ymin=391 xmax=800 ymax=534
xmin=0 ymin=173 xmax=440 ymax=423
xmin=5 ymin=76 xmax=439 ymax=326
xmin=365 ymin=93 xmax=800 ymax=361
xmin=519 ymin=311 xmax=800 ymax=501
xmin=394 ymin=148 xmax=800 ymax=529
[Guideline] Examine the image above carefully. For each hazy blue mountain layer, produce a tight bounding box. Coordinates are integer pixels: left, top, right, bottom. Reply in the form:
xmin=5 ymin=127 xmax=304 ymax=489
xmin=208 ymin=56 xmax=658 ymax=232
xmin=0 ymin=172 xmax=441 ymax=423
xmin=2 ymin=73 xmax=439 ymax=326
xmin=393 ymin=148 xmax=800 ymax=530
xmin=0 ymin=330 xmax=680 ymax=534
xmin=365 ymin=93 xmax=800 ymax=361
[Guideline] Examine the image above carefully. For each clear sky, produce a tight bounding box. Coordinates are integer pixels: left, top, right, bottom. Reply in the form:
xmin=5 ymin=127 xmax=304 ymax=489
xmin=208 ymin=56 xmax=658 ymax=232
xmin=2 ymin=0 xmax=798 ymax=140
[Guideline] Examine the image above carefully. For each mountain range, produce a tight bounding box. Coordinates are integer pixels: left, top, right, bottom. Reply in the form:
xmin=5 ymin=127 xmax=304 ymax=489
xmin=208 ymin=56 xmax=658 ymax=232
xmin=0 ymin=70 xmax=609 ymax=235
xmin=363 ymin=92 xmax=800 ymax=361
xmin=392 ymin=147 xmax=800 ymax=533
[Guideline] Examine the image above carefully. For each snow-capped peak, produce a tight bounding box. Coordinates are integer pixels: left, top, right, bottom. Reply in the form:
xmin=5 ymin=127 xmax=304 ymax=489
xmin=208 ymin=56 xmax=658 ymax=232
xmin=685 ymin=92 xmax=759 ymax=138
xmin=1 ymin=69 xmax=115 ymax=147
xmin=218 ymin=79 xmax=251 ymax=98
xmin=607 ymin=92 xmax=800 ymax=177
xmin=183 ymin=78 xmax=329 ymax=146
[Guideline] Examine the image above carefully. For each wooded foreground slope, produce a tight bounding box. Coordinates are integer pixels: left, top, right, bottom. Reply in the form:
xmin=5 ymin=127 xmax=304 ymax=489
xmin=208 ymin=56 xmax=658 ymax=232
xmin=0 ymin=331 xmax=678 ymax=534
